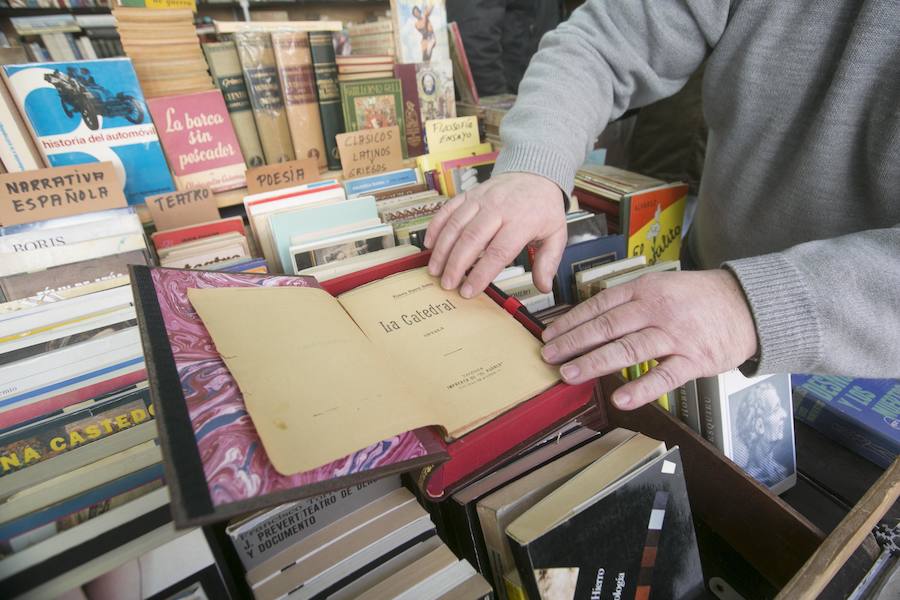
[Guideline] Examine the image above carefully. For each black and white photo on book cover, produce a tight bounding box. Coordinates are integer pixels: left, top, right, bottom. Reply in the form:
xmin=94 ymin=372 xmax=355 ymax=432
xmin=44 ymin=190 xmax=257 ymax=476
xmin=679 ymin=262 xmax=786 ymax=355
xmin=725 ymin=373 xmax=797 ymax=494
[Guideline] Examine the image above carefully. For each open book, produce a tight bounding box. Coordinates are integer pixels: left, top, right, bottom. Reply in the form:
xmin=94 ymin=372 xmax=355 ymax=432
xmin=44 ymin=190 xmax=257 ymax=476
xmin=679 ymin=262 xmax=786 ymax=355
xmin=188 ymin=267 xmax=560 ymax=475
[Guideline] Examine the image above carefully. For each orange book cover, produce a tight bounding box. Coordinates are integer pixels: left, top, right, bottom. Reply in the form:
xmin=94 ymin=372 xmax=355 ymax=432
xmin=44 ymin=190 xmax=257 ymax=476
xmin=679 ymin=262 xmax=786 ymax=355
xmin=626 ymin=183 xmax=688 ymax=265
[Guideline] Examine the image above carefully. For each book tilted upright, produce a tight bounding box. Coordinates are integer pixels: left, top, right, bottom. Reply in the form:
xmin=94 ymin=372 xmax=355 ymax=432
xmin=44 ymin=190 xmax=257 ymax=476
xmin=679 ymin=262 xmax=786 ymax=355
xmin=0 ymin=72 xmax=43 ymax=173
xmin=793 ymin=375 xmax=899 ymax=468
xmin=202 ymin=41 xmax=266 ymax=169
xmin=506 ymin=445 xmax=706 ymax=600
xmin=234 ymin=32 xmax=296 ymax=165
xmin=339 ymin=77 xmax=408 ymax=157
xmin=129 ymin=265 xmax=447 ymax=526
xmin=1 ymin=58 xmax=175 ymax=206
xmin=415 ymin=60 xmax=456 ymax=131
xmin=390 ymin=0 xmax=450 ymax=64
xmin=147 ymin=89 xmax=247 ymax=193
xmin=393 ymin=63 xmax=426 ymax=157
xmin=186 ymin=267 xmax=561 ymax=476
xmin=308 ymin=30 xmax=346 ymax=171
xmin=271 ymin=32 xmax=328 ymax=172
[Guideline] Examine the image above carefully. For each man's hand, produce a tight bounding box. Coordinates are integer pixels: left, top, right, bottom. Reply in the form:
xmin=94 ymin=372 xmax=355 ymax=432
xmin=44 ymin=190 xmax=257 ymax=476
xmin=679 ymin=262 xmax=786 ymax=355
xmin=424 ymin=172 xmax=567 ymax=298
xmin=541 ymin=269 xmax=759 ymax=410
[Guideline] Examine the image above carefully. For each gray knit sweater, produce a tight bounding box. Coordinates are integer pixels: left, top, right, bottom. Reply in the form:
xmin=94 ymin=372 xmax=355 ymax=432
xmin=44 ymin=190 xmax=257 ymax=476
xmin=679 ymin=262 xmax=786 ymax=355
xmin=494 ymin=0 xmax=900 ymax=377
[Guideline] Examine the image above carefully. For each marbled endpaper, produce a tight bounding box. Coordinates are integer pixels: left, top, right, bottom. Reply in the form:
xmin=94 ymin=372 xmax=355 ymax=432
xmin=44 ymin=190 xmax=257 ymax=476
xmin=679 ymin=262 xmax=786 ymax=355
xmin=149 ymin=268 xmax=431 ymax=506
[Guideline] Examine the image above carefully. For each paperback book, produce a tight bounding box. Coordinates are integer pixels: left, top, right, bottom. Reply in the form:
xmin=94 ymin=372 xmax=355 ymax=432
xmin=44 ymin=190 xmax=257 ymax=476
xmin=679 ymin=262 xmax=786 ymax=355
xmin=1 ymin=58 xmax=175 ymax=205
xmin=339 ymin=78 xmax=408 ymax=156
xmin=147 ymin=89 xmax=247 ymax=193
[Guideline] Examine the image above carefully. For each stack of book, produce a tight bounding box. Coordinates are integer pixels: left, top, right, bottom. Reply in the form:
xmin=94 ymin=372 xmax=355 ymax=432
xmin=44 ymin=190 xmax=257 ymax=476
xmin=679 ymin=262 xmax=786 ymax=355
xmin=456 ymin=94 xmax=516 ymax=150
xmin=8 ymin=14 xmax=123 ymax=63
xmin=113 ymin=5 xmax=214 ymax=99
xmin=337 ymin=54 xmax=395 ymax=82
xmin=0 ymin=208 xmax=182 ymax=598
xmin=431 ymin=427 xmax=704 ymax=600
xmin=151 ymin=216 xmax=266 ymax=273
xmin=346 ymin=19 xmax=395 ymax=57
xmin=230 ymin=477 xmax=491 ymax=599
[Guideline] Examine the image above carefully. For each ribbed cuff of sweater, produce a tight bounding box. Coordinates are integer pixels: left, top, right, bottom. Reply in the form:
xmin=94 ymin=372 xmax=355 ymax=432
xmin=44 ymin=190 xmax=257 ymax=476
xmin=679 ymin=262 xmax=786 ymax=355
xmin=723 ymin=253 xmax=822 ymax=376
xmin=494 ymin=143 xmax=579 ymax=196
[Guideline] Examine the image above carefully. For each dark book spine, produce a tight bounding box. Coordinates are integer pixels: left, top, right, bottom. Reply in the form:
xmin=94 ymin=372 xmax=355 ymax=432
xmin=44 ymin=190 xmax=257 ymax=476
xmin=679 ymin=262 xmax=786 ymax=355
xmin=508 ymin=538 xmax=541 ymax=600
xmin=308 ymin=31 xmax=345 ymax=171
xmin=394 ymin=64 xmax=425 ymax=157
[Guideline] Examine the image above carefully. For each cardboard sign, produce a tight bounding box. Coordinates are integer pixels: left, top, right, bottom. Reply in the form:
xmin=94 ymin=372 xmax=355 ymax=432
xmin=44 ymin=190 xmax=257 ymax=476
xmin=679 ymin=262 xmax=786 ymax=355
xmin=336 ymin=126 xmax=404 ymax=180
xmin=0 ymin=163 xmax=126 ymax=227
xmin=245 ymin=157 xmax=319 ymax=195
xmin=145 ymin=187 xmax=220 ymax=231
xmin=424 ymin=116 xmax=480 ymax=153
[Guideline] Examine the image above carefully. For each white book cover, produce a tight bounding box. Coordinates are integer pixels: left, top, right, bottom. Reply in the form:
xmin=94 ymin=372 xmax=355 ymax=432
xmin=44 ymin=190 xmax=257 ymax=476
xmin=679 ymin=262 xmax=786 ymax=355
xmin=0 ymin=284 xmax=133 ymax=337
xmin=0 ymin=73 xmax=42 ymax=173
xmin=0 ymin=212 xmax=142 ymax=256
xmin=0 ymin=233 xmax=147 ymax=277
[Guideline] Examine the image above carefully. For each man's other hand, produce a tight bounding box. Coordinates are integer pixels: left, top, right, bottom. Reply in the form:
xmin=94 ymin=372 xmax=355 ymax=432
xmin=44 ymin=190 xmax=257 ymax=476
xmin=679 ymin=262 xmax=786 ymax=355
xmin=541 ymin=269 xmax=759 ymax=410
xmin=424 ymin=172 xmax=567 ymax=298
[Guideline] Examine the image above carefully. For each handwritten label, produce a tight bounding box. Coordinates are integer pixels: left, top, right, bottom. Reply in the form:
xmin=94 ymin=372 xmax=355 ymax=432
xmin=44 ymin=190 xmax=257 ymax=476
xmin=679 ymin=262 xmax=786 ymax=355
xmin=245 ymin=157 xmax=319 ymax=195
xmin=0 ymin=163 xmax=126 ymax=227
xmin=145 ymin=187 xmax=219 ymax=231
xmin=336 ymin=126 xmax=403 ymax=180
xmin=145 ymin=0 xmax=197 ymax=11
xmin=424 ymin=116 xmax=479 ymax=153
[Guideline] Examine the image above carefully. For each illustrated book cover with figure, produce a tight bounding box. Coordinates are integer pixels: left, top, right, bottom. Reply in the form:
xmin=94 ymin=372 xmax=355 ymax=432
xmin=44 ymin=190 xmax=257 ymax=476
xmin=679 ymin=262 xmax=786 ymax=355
xmin=129 ymin=265 xmax=447 ymax=527
xmin=1 ymin=58 xmax=175 ymax=206
xmin=698 ymin=371 xmax=797 ymax=494
xmin=339 ymin=78 xmax=408 ymax=156
xmin=507 ymin=447 xmax=706 ymax=600
xmin=415 ymin=60 xmax=455 ymax=131
xmin=390 ymin=0 xmax=450 ymax=64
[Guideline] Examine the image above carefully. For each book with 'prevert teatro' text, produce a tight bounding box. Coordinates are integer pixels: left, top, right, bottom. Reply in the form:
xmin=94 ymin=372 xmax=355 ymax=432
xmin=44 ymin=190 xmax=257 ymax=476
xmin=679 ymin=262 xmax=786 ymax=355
xmin=1 ymin=58 xmax=174 ymax=205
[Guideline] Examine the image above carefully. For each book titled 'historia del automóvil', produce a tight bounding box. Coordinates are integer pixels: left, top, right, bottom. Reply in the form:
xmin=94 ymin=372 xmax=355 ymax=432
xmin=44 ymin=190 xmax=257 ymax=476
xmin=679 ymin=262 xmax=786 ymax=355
xmin=1 ymin=58 xmax=175 ymax=206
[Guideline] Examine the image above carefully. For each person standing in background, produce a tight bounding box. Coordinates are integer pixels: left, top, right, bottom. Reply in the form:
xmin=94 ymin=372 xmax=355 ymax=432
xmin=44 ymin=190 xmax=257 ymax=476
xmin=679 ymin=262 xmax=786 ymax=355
xmin=447 ymin=0 xmax=564 ymax=95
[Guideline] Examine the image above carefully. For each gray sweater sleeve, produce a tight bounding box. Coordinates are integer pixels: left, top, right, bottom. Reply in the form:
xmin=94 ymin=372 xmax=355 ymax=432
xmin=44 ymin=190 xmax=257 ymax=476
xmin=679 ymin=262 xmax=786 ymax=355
xmin=493 ymin=0 xmax=729 ymax=193
xmin=725 ymin=224 xmax=900 ymax=378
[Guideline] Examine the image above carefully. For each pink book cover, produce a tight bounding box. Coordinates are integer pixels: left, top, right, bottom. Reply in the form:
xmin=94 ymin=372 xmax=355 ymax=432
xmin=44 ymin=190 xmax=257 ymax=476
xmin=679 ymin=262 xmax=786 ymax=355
xmin=131 ymin=265 xmax=447 ymax=526
xmin=147 ymin=90 xmax=247 ymax=193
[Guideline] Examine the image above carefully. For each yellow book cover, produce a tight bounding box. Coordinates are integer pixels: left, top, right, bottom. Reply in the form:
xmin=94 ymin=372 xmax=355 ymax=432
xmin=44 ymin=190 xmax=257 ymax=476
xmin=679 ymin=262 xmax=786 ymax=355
xmin=415 ymin=142 xmax=492 ymax=195
xmin=626 ymin=183 xmax=688 ymax=265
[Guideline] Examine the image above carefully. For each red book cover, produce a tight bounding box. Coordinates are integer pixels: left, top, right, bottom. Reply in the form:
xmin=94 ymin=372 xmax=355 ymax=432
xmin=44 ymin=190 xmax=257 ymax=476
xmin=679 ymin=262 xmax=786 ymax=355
xmin=321 ymin=252 xmax=598 ymax=501
xmin=393 ymin=63 xmax=426 ymax=157
xmin=151 ymin=216 xmax=247 ymax=251
xmin=449 ymin=22 xmax=479 ymax=105
xmin=147 ymin=90 xmax=247 ymax=193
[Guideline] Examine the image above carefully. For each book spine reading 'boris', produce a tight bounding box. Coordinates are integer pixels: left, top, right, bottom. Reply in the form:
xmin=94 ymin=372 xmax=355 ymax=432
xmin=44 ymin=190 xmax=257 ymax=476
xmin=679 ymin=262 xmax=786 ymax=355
xmin=234 ymin=32 xmax=296 ymax=165
xmin=271 ymin=32 xmax=327 ymax=172
xmin=308 ymin=31 xmax=345 ymax=171
xmin=203 ymin=41 xmax=266 ymax=169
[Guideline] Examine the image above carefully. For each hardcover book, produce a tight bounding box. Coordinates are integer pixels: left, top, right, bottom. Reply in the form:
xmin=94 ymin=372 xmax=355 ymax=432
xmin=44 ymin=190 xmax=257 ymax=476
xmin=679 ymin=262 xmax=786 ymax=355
xmin=202 ymin=41 xmax=266 ymax=169
xmin=146 ymin=90 xmax=247 ymax=193
xmin=187 ymin=267 xmax=560 ymax=475
xmin=393 ymin=63 xmax=426 ymax=157
xmin=555 ymin=234 xmax=626 ymax=306
xmin=339 ymin=78 xmax=408 ymax=156
xmin=1 ymin=58 xmax=175 ymax=206
xmin=415 ymin=59 xmax=455 ymax=132
xmin=506 ymin=447 xmax=705 ymax=600
xmin=390 ymin=0 xmax=450 ymax=63
xmin=793 ymin=375 xmax=899 ymax=468
xmin=271 ymin=32 xmax=328 ymax=171
xmin=448 ymin=21 xmax=478 ymax=105
xmin=234 ymin=32 xmax=296 ymax=165
xmin=129 ymin=265 xmax=447 ymax=526
xmin=308 ymin=30 xmax=345 ymax=171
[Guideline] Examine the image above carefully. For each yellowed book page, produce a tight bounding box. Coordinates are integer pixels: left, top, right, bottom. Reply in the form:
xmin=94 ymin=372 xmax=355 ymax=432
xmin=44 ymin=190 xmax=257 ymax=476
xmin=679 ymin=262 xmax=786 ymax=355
xmin=187 ymin=286 xmax=432 ymax=475
xmin=337 ymin=267 xmax=559 ymax=437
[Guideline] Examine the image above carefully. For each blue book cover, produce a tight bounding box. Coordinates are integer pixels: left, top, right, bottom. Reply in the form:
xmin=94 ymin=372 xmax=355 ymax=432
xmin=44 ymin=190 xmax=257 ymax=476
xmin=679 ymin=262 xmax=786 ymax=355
xmin=269 ymin=196 xmax=379 ymax=272
xmin=343 ymin=168 xmax=419 ymax=197
xmin=555 ymin=234 xmax=626 ymax=305
xmin=793 ymin=375 xmax=900 ymax=468
xmin=2 ymin=58 xmax=175 ymax=206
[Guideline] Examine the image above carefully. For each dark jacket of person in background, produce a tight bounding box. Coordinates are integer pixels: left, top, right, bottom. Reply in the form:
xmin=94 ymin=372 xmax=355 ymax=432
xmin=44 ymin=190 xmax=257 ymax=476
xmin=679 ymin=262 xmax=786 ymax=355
xmin=447 ymin=0 xmax=563 ymax=95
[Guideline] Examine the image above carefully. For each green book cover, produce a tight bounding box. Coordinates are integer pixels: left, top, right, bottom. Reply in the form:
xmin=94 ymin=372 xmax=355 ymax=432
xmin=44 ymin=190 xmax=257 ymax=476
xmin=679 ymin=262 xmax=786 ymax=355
xmin=339 ymin=78 xmax=408 ymax=157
